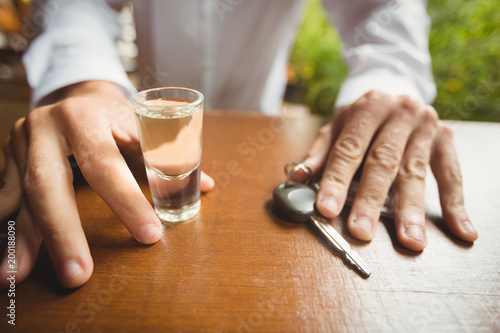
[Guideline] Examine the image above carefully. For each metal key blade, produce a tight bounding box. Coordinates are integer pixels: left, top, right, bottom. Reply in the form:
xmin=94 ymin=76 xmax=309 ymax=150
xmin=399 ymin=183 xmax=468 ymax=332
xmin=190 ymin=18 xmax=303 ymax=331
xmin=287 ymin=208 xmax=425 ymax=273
xmin=273 ymin=181 xmax=371 ymax=278
xmin=310 ymin=216 xmax=372 ymax=277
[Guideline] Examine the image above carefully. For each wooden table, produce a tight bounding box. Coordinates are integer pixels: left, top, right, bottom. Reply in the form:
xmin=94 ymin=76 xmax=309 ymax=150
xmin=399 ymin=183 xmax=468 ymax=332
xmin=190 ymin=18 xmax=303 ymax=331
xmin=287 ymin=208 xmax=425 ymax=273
xmin=0 ymin=105 xmax=499 ymax=332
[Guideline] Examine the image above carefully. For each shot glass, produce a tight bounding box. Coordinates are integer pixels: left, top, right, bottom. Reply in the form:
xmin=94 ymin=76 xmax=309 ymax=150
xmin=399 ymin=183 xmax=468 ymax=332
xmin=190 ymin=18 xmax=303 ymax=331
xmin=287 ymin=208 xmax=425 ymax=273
xmin=131 ymin=87 xmax=204 ymax=223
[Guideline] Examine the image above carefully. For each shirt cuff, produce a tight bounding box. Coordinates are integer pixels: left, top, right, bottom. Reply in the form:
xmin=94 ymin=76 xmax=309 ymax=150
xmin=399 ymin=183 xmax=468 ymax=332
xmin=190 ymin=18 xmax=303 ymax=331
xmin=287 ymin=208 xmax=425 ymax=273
xmin=335 ymin=67 xmax=425 ymax=109
xmin=23 ymin=29 xmax=136 ymax=109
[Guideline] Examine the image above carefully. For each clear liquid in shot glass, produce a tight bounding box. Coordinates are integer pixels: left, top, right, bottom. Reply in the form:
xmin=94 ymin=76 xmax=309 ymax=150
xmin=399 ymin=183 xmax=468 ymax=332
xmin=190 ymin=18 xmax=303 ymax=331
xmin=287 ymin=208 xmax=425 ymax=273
xmin=136 ymin=98 xmax=203 ymax=222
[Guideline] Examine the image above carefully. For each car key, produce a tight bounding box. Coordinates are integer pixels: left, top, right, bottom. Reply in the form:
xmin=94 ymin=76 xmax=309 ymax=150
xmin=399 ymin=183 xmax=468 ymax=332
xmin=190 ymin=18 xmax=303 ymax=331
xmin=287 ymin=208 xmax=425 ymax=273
xmin=285 ymin=162 xmax=394 ymax=218
xmin=273 ymin=181 xmax=371 ymax=277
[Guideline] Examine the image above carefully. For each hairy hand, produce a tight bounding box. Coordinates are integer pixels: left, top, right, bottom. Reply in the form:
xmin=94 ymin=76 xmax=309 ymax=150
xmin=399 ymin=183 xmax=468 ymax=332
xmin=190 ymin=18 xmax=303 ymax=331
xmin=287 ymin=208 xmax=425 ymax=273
xmin=301 ymin=90 xmax=478 ymax=251
xmin=0 ymin=81 xmax=214 ymax=288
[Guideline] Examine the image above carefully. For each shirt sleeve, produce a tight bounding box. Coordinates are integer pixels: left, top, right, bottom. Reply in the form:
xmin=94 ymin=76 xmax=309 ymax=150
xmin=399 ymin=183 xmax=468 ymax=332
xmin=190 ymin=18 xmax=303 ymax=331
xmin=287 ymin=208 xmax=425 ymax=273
xmin=22 ymin=0 xmax=136 ymax=109
xmin=322 ymin=0 xmax=436 ymax=109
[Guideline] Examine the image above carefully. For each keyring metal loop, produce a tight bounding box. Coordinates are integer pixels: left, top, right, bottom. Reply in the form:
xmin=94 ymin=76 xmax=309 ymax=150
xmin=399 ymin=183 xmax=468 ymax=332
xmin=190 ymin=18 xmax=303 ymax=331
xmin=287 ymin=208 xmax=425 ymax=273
xmin=284 ymin=162 xmax=312 ymax=182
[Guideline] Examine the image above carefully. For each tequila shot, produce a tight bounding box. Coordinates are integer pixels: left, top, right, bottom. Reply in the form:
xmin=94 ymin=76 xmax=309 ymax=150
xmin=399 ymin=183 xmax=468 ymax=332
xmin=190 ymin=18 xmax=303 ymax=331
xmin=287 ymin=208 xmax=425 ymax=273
xmin=131 ymin=87 xmax=203 ymax=223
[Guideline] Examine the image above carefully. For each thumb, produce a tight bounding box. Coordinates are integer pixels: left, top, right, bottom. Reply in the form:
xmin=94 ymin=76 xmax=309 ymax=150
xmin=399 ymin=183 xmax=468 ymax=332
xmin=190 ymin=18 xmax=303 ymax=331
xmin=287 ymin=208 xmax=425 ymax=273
xmin=200 ymin=171 xmax=215 ymax=193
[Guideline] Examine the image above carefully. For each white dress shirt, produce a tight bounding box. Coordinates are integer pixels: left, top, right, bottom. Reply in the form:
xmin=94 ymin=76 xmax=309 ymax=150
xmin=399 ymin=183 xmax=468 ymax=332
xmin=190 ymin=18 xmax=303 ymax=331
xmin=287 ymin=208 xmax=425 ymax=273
xmin=23 ymin=0 xmax=436 ymax=114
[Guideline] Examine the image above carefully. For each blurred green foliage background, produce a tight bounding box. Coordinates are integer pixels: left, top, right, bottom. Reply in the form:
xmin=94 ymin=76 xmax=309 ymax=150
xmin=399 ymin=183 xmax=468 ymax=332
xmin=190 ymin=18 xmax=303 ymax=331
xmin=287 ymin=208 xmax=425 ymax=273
xmin=288 ymin=0 xmax=500 ymax=122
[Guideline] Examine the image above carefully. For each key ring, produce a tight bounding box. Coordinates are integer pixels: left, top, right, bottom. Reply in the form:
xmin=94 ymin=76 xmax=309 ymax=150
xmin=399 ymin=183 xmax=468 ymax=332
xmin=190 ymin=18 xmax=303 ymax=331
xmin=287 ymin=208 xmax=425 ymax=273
xmin=284 ymin=162 xmax=321 ymax=191
xmin=284 ymin=162 xmax=312 ymax=183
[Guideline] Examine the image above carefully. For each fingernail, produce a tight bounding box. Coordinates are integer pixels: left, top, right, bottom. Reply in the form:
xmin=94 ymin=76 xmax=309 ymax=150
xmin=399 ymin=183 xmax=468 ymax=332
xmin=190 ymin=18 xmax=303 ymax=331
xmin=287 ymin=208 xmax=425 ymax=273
xmin=405 ymin=225 xmax=424 ymax=242
xmin=64 ymin=261 xmax=84 ymax=279
xmin=136 ymin=224 xmax=161 ymax=244
xmin=462 ymin=221 xmax=477 ymax=235
xmin=353 ymin=217 xmax=373 ymax=237
xmin=319 ymin=197 xmax=338 ymax=216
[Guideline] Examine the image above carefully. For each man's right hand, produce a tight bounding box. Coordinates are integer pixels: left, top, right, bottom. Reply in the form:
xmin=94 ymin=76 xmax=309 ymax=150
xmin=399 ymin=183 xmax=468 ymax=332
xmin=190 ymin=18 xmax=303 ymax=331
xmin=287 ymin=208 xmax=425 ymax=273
xmin=0 ymin=80 xmax=214 ymax=289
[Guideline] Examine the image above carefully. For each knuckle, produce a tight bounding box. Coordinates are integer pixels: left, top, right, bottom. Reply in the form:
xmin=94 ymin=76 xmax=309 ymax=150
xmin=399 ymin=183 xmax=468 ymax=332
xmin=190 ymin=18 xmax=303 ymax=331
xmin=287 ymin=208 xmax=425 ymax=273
xmin=318 ymin=123 xmax=332 ymax=137
xmin=23 ymin=163 xmax=60 ymax=194
xmin=23 ymin=105 xmax=60 ymax=135
xmin=323 ymin=168 xmax=350 ymax=189
xmin=423 ymin=106 xmax=439 ymax=124
xmin=359 ymin=186 xmax=386 ymax=208
xmin=13 ymin=117 xmax=26 ymax=130
xmin=419 ymin=107 xmax=439 ymax=133
xmin=77 ymin=149 xmax=117 ymax=184
xmin=368 ymin=143 xmax=401 ymax=173
xmin=77 ymin=149 xmax=106 ymax=170
xmin=355 ymin=90 xmax=389 ymax=110
xmin=57 ymin=97 xmax=86 ymax=121
xmin=444 ymin=165 xmax=463 ymax=185
xmin=363 ymin=89 xmax=386 ymax=102
xmin=333 ymin=135 xmax=364 ymax=162
xmin=398 ymin=95 xmax=421 ymax=117
xmin=398 ymin=95 xmax=415 ymax=108
xmin=24 ymin=108 xmax=47 ymax=131
xmin=399 ymin=155 xmax=428 ymax=180
xmin=10 ymin=117 xmax=26 ymax=140
xmin=437 ymin=122 xmax=454 ymax=140
xmin=443 ymin=194 xmax=465 ymax=213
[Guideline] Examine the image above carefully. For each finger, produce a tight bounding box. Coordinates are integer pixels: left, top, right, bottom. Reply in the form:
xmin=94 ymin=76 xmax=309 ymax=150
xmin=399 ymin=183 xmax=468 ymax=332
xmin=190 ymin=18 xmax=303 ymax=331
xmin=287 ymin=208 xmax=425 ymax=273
xmin=392 ymin=107 xmax=438 ymax=251
xmin=317 ymin=91 xmax=392 ymax=218
xmin=293 ymin=113 xmax=346 ymax=182
xmin=348 ymin=103 xmax=419 ymax=240
xmin=291 ymin=122 xmax=334 ymax=183
xmin=23 ymin=112 xmax=94 ymax=288
xmin=200 ymin=171 xmax=215 ymax=193
xmin=3 ymin=118 xmax=31 ymax=219
xmin=110 ymin=98 xmax=142 ymax=156
xmin=430 ymin=122 xmax=478 ymax=242
xmin=0 ymin=203 xmax=42 ymax=288
xmin=301 ymin=119 xmax=338 ymax=174
xmin=61 ymin=102 xmax=162 ymax=244
xmin=1 ymin=121 xmax=42 ymax=287
xmin=0 ymin=137 xmax=22 ymax=221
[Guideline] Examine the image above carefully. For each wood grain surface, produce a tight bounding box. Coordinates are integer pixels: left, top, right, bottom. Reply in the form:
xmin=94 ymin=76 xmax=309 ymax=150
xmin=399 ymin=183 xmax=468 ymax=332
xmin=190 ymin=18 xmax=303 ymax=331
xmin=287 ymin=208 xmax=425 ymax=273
xmin=0 ymin=92 xmax=499 ymax=332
